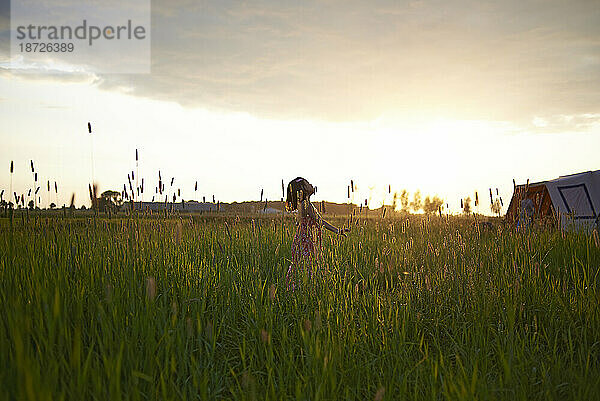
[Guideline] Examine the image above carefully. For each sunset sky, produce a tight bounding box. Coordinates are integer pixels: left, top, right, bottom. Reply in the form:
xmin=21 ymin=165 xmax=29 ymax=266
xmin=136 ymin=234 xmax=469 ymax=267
xmin=1 ymin=0 xmax=599 ymax=212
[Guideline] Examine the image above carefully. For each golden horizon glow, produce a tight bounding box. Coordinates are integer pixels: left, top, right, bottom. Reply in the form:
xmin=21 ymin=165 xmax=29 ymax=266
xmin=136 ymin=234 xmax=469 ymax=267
xmin=1 ymin=75 xmax=599 ymax=215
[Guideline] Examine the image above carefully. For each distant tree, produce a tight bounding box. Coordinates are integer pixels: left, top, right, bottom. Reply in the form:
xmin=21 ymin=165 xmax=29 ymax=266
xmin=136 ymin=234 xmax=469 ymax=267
xmin=400 ymin=190 xmax=410 ymax=213
xmin=423 ymin=195 xmax=444 ymax=215
xmin=28 ymin=200 xmax=34 ymax=210
xmin=80 ymin=205 xmax=87 ymax=210
xmin=49 ymin=203 xmax=56 ymax=209
xmin=99 ymin=190 xmax=123 ymax=212
xmin=463 ymin=197 xmax=472 ymax=215
xmin=423 ymin=196 xmax=432 ymax=214
xmin=410 ymin=190 xmax=422 ymax=213
xmin=391 ymin=192 xmax=398 ymax=211
xmin=490 ymin=199 xmax=502 ymax=215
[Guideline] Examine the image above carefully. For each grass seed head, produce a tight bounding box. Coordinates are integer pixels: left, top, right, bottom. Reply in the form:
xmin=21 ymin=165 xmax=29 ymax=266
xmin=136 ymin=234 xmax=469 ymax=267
xmin=105 ymin=284 xmax=113 ymax=302
xmin=269 ymin=284 xmax=276 ymax=301
xmin=260 ymin=329 xmax=270 ymax=343
xmin=146 ymin=277 xmax=157 ymax=301
xmin=205 ymin=321 xmax=213 ymax=340
xmin=315 ymin=310 xmax=322 ymax=329
xmin=374 ymin=387 xmax=385 ymax=401
xmin=186 ymin=317 xmax=194 ymax=336
xmin=303 ymin=319 xmax=312 ymax=332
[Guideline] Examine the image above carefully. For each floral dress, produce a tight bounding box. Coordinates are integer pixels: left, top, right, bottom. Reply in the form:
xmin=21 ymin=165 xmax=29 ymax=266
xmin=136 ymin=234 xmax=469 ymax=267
xmin=286 ymin=213 xmax=322 ymax=288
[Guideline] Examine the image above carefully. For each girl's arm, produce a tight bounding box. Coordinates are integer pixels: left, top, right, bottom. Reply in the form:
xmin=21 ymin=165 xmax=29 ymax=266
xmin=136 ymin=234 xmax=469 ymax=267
xmin=308 ymin=202 xmax=347 ymax=237
xmin=323 ymin=219 xmax=345 ymax=236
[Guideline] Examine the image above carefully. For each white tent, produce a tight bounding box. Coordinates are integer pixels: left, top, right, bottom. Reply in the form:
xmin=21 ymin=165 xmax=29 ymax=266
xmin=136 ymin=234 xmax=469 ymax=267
xmin=508 ymin=170 xmax=600 ymax=232
xmin=545 ymin=170 xmax=600 ymax=232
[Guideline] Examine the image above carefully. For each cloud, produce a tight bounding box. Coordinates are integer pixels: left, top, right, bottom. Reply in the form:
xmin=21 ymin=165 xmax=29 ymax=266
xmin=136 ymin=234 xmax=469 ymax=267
xmin=0 ymin=0 xmax=9 ymax=57
xmin=531 ymin=113 xmax=600 ymax=133
xmin=0 ymin=57 xmax=100 ymax=85
xmin=4 ymin=0 xmax=600 ymax=130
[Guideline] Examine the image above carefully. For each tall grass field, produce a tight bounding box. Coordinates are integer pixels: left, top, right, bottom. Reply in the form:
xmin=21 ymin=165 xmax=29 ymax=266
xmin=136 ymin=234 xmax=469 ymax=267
xmin=1 ymin=214 xmax=599 ymax=400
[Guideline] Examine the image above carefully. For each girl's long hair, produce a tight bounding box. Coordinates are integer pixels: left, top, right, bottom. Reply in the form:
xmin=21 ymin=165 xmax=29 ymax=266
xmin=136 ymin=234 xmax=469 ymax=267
xmin=286 ymin=177 xmax=312 ymax=211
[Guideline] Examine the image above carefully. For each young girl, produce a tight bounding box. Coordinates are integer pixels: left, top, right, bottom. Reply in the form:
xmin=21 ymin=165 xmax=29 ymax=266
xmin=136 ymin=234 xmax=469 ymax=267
xmin=285 ymin=177 xmax=347 ymax=287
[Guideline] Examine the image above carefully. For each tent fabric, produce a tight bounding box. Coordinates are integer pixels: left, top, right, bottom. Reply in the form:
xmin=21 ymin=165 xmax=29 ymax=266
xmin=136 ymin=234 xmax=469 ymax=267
xmin=545 ymin=170 xmax=600 ymax=231
xmin=508 ymin=170 xmax=600 ymax=232
xmin=506 ymin=183 xmax=554 ymax=221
